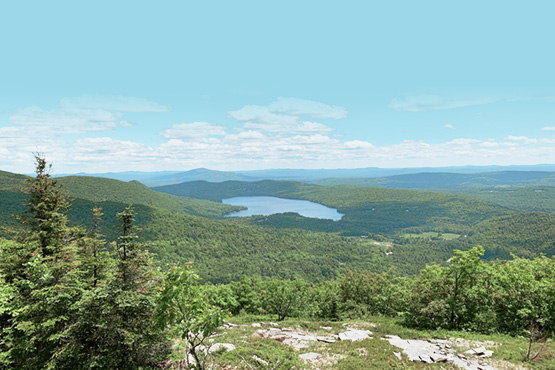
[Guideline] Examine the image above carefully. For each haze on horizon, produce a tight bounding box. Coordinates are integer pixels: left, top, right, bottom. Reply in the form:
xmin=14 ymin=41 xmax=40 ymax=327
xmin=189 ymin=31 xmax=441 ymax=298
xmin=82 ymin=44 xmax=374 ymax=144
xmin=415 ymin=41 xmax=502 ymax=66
xmin=2 ymin=1 xmax=555 ymax=174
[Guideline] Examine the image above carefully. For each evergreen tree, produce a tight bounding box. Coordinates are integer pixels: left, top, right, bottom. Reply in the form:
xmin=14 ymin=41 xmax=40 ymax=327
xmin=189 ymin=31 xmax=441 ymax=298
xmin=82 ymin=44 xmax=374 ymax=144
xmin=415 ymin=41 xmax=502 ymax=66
xmin=20 ymin=155 xmax=70 ymax=256
xmin=98 ymin=205 xmax=169 ymax=369
xmin=0 ymin=158 xmax=168 ymax=369
xmin=0 ymin=156 xmax=87 ymax=369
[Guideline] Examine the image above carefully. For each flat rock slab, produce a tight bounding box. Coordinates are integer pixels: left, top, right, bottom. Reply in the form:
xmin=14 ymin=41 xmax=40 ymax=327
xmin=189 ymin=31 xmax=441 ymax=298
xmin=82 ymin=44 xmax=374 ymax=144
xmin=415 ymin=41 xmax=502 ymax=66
xmin=256 ymin=328 xmax=329 ymax=350
xmin=385 ymin=336 xmax=441 ymax=362
xmin=338 ymin=328 xmax=372 ymax=341
xmin=384 ymin=335 xmax=497 ymax=370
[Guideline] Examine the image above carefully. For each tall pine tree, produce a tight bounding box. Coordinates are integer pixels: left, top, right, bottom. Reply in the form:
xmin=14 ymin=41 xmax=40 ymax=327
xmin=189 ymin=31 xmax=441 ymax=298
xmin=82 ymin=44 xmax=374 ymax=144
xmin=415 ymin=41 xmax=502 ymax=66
xmin=0 ymin=157 xmax=169 ymax=369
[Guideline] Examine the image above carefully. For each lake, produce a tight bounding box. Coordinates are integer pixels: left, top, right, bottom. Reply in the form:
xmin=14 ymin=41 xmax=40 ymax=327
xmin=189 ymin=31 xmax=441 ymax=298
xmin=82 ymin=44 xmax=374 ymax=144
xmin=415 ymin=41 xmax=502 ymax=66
xmin=222 ymin=196 xmax=344 ymax=221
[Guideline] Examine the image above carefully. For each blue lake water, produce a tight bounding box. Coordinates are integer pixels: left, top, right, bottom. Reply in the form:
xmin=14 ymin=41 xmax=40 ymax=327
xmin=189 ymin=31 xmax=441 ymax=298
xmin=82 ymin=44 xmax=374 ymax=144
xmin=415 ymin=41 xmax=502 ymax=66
xmin=222 ymin=196 xmax=344 ymax=221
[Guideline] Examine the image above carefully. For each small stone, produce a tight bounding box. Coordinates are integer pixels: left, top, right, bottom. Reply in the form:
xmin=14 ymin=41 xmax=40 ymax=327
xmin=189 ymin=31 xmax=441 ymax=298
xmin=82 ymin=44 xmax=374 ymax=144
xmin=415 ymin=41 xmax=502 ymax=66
xmin=430 ymin=354 xmax=448 ymax=362
xmin=479 ymin=350 xmax=494 ymax=358
xmin=252 ymin=355 xmax=268 ymax=366
xmin=251 ymin=323 xmax=262 ymax=327
xmin=316 ymin=336 xmax=336 ymax=343
xmin=320 ymin=326 xmax=332 ymax=330
xmin=208 ymin=343 xmax=235 ymax=353
xmin=466 ymin=346 xmax=487 ymax=355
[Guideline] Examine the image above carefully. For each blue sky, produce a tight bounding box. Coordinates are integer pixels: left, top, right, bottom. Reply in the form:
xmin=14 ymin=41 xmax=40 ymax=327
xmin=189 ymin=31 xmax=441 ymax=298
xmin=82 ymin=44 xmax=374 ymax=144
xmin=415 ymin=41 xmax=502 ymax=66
xmin=2 ymin=1 xmax=555 ymax=174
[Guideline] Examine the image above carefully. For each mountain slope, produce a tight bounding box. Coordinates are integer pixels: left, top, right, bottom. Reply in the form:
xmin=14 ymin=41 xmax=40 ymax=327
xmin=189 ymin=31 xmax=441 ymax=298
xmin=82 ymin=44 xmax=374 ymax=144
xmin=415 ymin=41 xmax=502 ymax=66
xmin=458 ymin=186 xmax=555 ymax=214
xmin=469 ymin=212 xmax=555 ymax=258
xmin=0 ymin=170 xmax=28 ymax=191
xmin=57 ymin=176 xmax=242 ymax=218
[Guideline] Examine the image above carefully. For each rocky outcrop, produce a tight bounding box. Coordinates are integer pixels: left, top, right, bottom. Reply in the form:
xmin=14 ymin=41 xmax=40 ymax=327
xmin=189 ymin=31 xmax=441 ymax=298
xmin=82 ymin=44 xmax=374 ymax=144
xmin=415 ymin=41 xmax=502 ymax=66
xmin=384 ymin=335 xmax=497 ymax=370
xmin=256 ymin=326 xmax=372 ymax=348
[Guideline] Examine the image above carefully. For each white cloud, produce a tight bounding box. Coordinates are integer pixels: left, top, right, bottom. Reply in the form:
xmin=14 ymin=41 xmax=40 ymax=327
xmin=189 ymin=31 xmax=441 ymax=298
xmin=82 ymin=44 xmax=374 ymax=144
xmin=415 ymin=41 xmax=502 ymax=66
xmin=268 ymin=97 xmax=347 ymax=119
xmin=7 ymin=94 xmax=555 ymax=173
xmin=344 ymin=140 xmax=375 ymax=149
xmin=227 ymin=97 xmax=345 ymax=135
xmin=389 ymin=94 xmax=498 ymax=112
xmin=508 ymin=135 xmax=528 ymax=141
xmin=542 ymin=126 xmax=555 ymax=131
xmin=160 ymin=122 xmax=227 ymax=139
xmin=223 ymin=130 xmax=266 ymax=142
xmin=7 ymin=131 xmax=555 ymax=173
xmin=229 ymin=98 xmax=347 ymax=123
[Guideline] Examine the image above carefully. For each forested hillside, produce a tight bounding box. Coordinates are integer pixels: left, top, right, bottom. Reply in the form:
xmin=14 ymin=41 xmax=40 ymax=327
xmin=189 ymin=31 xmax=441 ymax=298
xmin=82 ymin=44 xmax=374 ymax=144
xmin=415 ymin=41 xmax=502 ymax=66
xmin=458 ymin=186 xmax=555 ymax=214
xmin=5 ymin=169 xmax=555 ymax=284
xmin=0 ymin=171 xmax=242 ymax=220
xmin=0 ymin=170 xmax=448 ymax=281
xmin=3 ymin=161 xmax=555 ymax=369
xmin=57 ymin=176 xmax=242 ymax=218
xmin=154 ymin=180 xmax=510 ymax=235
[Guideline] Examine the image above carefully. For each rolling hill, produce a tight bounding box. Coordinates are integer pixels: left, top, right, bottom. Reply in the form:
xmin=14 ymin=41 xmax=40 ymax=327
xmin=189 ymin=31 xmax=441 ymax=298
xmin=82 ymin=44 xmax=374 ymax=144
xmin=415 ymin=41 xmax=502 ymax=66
xmin=56 ymin=176 xmax=242 ymax=218
xmin=3 ymin=169 xmax=555 ymax=283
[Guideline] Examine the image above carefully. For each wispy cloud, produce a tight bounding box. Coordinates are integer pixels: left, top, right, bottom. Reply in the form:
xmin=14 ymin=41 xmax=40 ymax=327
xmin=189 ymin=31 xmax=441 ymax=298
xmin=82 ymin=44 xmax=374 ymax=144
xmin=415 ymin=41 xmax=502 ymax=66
xmin=228 ymin=105 xmax=298 ymax=125
xmin=268 ymin=97 xmax=347 ymax=119
xmin=242 ymin=120 xmax=334 ymax=134
xmin=444 ymin=124 xmax=455 ymax=129
xmin=161 ymin=122 xmax=228 ymax=139
xmin=389 ymin=94 xmax=498 ymax=112
xmin=7 ymin=95 xmax=169 ymax=136
xmin=9 ymin=106 xmax=120 ymax=134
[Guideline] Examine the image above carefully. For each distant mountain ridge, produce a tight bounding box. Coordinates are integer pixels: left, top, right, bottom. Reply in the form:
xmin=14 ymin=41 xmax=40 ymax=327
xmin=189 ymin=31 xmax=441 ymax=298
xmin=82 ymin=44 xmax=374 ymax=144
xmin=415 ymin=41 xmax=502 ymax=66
xmin=312 ymin=171 xmax=555 ymax=189
xmin=49 ymin=164 xmax=555 ymax=187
